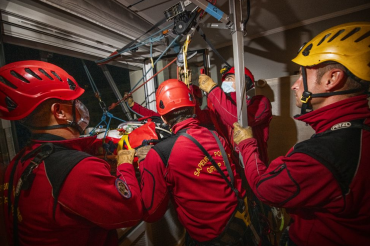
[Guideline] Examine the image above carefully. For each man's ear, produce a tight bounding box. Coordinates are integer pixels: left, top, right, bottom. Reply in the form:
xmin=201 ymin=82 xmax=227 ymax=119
xmin=51 ymin=103 xmax=67 ymax=121
xmin=324 ymin=68 xmax=346 ymax=91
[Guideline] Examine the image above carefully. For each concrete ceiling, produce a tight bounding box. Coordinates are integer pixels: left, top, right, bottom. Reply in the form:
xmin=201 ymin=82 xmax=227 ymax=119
xmin=116 ymin=0 xmax=370 ymax=49
xmin=4 ymin=0 xmax=368 ymax=69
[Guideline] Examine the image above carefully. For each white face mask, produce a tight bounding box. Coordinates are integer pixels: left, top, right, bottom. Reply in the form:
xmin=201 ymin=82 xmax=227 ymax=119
xmin=221 ymin=81 xmax=235 ymax=93
xmin=75 ymin=100 xmax=90 ymax=133
xmin=66 ymin=99 xmax=90 ymax=134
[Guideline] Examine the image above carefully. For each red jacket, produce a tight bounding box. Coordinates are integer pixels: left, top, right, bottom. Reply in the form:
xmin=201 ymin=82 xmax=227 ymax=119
xmin=139 ymin=118 xmax=245 ymax=242
xmin=3 ymin=134 xmax=142 ymax=246
xmin=237 ymin=95 xmax=370 ymax=246
xmin=131 ymin=103 xmax=160 ymax=117
xmin=204 ymin=87 xmax=272 ymax=164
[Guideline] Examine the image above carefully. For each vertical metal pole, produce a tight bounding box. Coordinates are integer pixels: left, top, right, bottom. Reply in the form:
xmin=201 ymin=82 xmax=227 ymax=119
xmin=100 ymin=65 xmax=133 ymax=120
xmin=229 ymin=0 xmax=248 ymax=127
xmin=229 ymin=0 xmax=249 ymax=171
xmin=203 ymin=49 xmax=210 ymax=76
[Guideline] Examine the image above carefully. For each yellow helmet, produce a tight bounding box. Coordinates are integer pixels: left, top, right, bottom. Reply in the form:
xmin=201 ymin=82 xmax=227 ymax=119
xmin=292 ymin=22 xmax=370 ymax=81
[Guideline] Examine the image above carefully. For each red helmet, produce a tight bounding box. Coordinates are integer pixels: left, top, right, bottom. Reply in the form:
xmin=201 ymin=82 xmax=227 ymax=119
xmin=156 ymin=79 xmax=196 ymax=115
xmin=221 ymin=66 xmax=255 ymax=90
xmin=221 ymin=66 xmax=255 ymax=81
xmin=0 ymin=60 xmax=84 ymax=120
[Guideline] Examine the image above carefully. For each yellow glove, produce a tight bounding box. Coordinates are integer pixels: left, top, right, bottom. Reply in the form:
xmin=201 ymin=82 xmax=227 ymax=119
xmin=233 ymin=122 xmax=253 ymax=145
xmin=198 ymin=74 xmax=217 ymax=93
xmin=136 ymin=145 xmax=153 ymax=163
xmin=124 ymin=92 xmax=134 ymax=107
xmin=116 ymin=149 xmax=135 ymax=166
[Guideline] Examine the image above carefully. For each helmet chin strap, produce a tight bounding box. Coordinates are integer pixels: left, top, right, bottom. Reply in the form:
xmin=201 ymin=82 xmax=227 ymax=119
xmin=299 ymin=66 xmax=368 ymax=116
xmin=24 ymin=100 xmax=85 ymax=135
xmin=299 ymin=67 xmax=312 ymax=115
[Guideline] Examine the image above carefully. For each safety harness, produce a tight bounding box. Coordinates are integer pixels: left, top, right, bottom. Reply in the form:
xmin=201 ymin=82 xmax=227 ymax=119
xmin=288 ymin=119 xmax=370 ymax=208
xmin=152 ymin=128 xmax=255 ymax=246
xmin=277 ymin=119 xmax=370 ymax=246
xmin=7 ymin=135 xmax=91 ymax=246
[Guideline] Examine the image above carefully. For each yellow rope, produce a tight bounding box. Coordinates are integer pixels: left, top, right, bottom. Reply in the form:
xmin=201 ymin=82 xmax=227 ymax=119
xmin=182 ymin=34 xmax=191 ymax=86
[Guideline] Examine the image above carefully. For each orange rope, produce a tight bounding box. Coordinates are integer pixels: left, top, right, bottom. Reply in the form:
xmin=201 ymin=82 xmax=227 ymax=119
xmin=108 ymin=56 xmax=178 ymax=111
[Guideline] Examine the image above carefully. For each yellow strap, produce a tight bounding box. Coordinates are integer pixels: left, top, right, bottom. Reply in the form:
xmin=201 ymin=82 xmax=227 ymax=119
xmin=150 ymin=57 xmax=154 ymax=68
xmin=234 ymin=196 xmax=251 ymax=227
xmin=117 ymin=134 xmax=132 ymax=151
xmin=300 ymin=94 xmax=311 ymax=103
xmin=280 ymin=213 xmax=285 ymax=231
xmin=182 ymin=34 xmax=191 ymax=86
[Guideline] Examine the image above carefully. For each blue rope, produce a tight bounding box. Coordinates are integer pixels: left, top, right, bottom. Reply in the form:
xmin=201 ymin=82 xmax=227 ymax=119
xmin=89 ymin=111 xmax=126 ymax=138
xmin=96 ymin=23 xmax=173 ymax=64
xmin=127 ymin=101 xmax=144 ymax=118
xmin=82 ymin=60 xmax=100 ymax=97
xmin=127 ymin=35 xmax=180 ymax=117
xmin=81 ymin=60 xmax=127 ymax=137
xmin=130 ymin=35 xmax=180 ymax=92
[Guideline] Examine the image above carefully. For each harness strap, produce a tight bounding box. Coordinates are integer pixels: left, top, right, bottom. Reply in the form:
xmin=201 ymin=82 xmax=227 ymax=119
xmin=210 ymin=131 xmax=235 ymax=186
xmin=7 ymin=149 xmax=25 ymax=218
xmin=300 ymin=67 xmax=312 ymax=115
xmin=12 ymin=143 xmax=54 ymax=246
xmin=178 ymin=131 xmax=239 ymax=197
xmin=168 ymin=129 xmax=253 ymax=245
xmin=8 ymin=143 xmax=54 ymax=213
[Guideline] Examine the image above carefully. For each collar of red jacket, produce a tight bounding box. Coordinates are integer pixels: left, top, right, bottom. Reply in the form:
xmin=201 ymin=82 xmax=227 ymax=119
xmin=228 ymin=91 xmax=251 ymax=102
xmin=171 ymin=117 xmax=200 ymax=134
xmin=229 ymin=92 xmax=236 ymax=101
xmin=295 ymin=95 xmax=370 ymax=133
xmin=31 ymin=133 xmax=97 ymax=152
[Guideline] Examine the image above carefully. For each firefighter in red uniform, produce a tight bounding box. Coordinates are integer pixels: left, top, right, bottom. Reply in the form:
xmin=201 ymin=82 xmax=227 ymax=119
xmin=232 ymin=22 xmax=370 ymax=246
xmin=0 ymin=61 xmax=142 ymax=246
xmin=124 ymin=67 xmax=204 ymax=119
xmin=126 ymin=85 xmax=203 ymax=117
xmin=137 ymin=79 xmax=254 ymax=245
xmin=198 ymin=67 xmax=272 ymax=164
xmin=124 ymin=92 xmax=161 ymax=117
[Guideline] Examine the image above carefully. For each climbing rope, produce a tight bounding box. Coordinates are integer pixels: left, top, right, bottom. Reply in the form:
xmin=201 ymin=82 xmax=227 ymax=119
xmin=108 ymin=56 xmax=178 ymax=111
xmin=81 ymin=60 xmax=126 ymax=140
